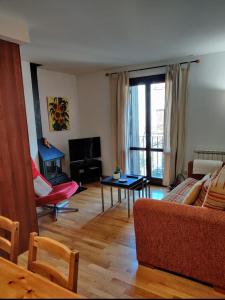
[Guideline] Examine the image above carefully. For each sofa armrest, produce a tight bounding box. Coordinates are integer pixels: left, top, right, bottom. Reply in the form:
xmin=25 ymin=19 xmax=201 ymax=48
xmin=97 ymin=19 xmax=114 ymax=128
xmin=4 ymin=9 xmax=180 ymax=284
xmin=133 ymin=199 xmax=225 ymax=288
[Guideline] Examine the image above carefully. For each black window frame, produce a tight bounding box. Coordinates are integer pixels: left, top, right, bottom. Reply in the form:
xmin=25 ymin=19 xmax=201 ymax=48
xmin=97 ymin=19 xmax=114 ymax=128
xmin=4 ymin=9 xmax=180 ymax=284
xmin=129 ymin=73 xmax=165 ymax=185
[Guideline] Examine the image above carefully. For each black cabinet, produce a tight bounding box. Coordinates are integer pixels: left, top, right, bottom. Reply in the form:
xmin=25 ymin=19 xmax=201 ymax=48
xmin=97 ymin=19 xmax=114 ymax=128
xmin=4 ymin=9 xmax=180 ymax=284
xmin=70 ymin=159 xmax=102 ymax=184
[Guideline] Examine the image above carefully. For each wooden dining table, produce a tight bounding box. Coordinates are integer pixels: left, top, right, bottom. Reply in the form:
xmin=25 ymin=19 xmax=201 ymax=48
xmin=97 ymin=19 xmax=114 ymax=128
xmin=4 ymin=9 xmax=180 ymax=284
xmin=0 ymin=257 xmax=84 ymax=298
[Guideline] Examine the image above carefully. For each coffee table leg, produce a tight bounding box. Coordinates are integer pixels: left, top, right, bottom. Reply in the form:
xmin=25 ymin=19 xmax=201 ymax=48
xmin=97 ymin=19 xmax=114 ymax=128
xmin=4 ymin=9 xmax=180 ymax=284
xmin=133 ymin=189 xmax=135 ymax=204
xmin=148 ymin=184 xmax=150 ymax=197
xmin=124 ymin=189 xmax=126 ymax=198
xmin=110 ymin=186 xmax=113 ymax=207
xmin=128 ymin=189 xmax=130 ymax=218
xmin=142 ymin=180 xmax=144 ymax=197
xmin=101 ymin=184 xmax=104 ymax=212
xmin=118 ymin=188 xmax=122 ymax=203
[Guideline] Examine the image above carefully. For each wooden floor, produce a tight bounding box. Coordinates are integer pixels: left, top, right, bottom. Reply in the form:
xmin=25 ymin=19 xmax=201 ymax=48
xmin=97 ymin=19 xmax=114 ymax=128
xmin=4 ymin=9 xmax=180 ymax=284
xmin=19 ymin=183 xmax=225 ymax=299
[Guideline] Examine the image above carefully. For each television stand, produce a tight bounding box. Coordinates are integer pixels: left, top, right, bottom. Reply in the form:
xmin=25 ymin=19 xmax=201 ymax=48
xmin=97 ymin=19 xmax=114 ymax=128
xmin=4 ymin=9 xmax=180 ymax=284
xmin=70 ymin=159 xmax=102 ymax=184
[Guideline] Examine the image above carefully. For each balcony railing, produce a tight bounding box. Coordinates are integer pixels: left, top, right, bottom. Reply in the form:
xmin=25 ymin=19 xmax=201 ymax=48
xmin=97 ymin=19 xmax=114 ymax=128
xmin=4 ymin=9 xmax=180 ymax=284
xmin=151 ymin=135 xmax=163 ymax=149
xmin=129 ymin=134 xmax=164 ymax=179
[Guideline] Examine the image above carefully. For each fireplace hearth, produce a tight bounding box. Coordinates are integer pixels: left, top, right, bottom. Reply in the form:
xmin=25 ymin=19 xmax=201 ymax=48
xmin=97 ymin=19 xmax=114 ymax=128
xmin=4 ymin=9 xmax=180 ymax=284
xmin=38 ymin=139 xmax=70 ymax=185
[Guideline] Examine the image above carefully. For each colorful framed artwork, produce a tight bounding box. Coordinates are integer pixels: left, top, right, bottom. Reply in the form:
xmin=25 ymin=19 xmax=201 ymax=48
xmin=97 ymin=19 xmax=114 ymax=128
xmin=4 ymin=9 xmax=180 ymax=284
xmin=47 ymin=96 xmax=70 ymax=131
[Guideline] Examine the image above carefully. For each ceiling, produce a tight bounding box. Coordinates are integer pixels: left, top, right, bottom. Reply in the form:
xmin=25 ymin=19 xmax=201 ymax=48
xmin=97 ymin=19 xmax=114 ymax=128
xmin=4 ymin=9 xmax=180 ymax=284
xmin=1 ymin=0 xmax=225 ymax=74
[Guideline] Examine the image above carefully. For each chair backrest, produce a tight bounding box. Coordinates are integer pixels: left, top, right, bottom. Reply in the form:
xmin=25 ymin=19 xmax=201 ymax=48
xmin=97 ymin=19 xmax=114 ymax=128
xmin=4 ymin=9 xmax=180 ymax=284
xmin=31 ymin=159 xmax=53 ymax=187
xmin=0 ymin=216 xmax=19 ymax=263
xmin=27 ymin=232 xmax=79 ymax=292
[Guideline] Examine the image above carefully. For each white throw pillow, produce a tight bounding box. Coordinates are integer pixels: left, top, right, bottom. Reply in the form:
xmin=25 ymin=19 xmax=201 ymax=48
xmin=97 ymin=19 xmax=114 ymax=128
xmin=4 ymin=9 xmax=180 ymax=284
xmin=33 ymin=176 xmax=53 ymax=197
xmin=193 ymin=159 xmax=223 ymax=175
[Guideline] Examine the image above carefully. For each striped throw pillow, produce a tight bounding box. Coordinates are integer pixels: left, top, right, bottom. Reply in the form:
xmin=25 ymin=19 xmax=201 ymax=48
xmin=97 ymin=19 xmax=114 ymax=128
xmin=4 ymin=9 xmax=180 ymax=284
xmin=203 ymin=166 xmax=225 ymax=210
xmin=193 ymin=178 xmax=211 ymax=207
xmin=211 ymin=165 xmax=223 ymax=179
xmin=183 ymin=174 xmax=211 ymax=205
xmin=163 ymin=178 xmax=198 ymax=204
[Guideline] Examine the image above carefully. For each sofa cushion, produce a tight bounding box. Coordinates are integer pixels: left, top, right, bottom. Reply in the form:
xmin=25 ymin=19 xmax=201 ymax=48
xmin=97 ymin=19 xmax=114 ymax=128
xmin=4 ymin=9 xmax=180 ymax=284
xmin=163 ymin=177 xmax=198 ymax=204
xmin=211 ymin=165 xmax=223 ymax=179
xmin=193 ymin=167 xmax=222 ymax=207
xmin=182 ymin=174 xmax=208 ymax=205
xmin=193 ymin=179 xmax=208 ymax=207
xmin=203 ymin=166 xmax=225 ymax=210
xmin=183 ymin=174 xmax=211 ymax=205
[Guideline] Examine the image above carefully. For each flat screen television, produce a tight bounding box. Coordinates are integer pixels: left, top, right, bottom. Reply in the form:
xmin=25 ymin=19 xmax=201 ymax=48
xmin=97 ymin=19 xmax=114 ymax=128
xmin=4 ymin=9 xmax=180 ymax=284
xmin=69 ymin=137 xmax=101 ymax=161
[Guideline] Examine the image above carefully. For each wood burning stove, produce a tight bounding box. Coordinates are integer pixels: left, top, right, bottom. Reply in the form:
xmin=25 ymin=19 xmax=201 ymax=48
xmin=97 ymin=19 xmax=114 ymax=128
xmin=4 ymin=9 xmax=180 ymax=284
xmin=38 ymin=139 xmax=70 ymax=185
xmin=44 ymin=159 xmax=62 ymax=180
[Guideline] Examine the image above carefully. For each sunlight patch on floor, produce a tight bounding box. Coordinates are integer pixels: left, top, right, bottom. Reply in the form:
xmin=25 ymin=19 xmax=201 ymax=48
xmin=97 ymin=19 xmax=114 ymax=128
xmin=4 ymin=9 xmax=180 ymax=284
xmin=150 ymin=187 xmax=167 ymax=200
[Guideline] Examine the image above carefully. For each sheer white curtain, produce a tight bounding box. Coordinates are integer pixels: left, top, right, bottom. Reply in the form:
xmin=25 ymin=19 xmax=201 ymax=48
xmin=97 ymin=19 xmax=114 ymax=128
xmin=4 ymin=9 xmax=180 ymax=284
xmin=126 ymin=85 xmax=141 ymax=175
xmin=109 ymin=72 xmax=129 ymax=173
xmin=163 ymin=64 xmax=190 ymax=186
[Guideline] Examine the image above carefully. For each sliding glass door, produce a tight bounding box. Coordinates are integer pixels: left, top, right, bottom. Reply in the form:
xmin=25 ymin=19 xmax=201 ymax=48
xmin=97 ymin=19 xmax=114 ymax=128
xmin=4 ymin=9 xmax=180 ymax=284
xmin=128 ymin=74 xmax=165 ymax=184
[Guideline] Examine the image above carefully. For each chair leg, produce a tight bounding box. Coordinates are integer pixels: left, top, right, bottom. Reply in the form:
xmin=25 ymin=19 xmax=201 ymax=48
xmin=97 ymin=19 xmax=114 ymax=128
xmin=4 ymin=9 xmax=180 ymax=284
xmin=57 ymin=207 xmax=79 ymax=213
xmin=53 ymin=205 xmax=58 ymax=221
xmin=42 ymin=203 xmax=79 ymax=222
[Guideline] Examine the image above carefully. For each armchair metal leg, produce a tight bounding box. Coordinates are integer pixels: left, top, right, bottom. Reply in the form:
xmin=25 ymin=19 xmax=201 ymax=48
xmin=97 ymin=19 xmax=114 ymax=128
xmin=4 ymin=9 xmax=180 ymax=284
xmin=56 ymin=207 xmax=79 ymax=213
xmin=41 ymin=201 xmax=79 ymax=221
xmin=52 ymin=206 xmax=79 ymax=221
xmin=53 ymin=205 xmax=58 ymax=221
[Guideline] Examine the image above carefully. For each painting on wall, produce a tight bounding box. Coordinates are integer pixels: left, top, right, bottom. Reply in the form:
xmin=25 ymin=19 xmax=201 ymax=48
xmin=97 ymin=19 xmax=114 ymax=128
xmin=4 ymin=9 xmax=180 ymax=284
xmin=47 ymin=96 xmax=70 ymax=131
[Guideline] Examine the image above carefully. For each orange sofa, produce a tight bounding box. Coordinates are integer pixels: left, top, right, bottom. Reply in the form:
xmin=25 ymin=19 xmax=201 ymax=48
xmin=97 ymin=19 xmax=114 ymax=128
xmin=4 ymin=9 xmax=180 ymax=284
xmin=133 ymin=164 xmax=225 ymax=290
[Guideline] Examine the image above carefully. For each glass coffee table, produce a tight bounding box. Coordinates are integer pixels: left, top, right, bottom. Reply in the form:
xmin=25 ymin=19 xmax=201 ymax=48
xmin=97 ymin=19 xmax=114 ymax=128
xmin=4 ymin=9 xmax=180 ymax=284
xmin=100 ymin=174 xmax=145 ymax=217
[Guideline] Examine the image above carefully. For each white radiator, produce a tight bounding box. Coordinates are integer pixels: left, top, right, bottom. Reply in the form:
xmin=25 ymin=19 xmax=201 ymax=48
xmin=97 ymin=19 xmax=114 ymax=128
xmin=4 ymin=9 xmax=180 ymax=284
xmin=194 ymin=150 xmax=225 ymax=161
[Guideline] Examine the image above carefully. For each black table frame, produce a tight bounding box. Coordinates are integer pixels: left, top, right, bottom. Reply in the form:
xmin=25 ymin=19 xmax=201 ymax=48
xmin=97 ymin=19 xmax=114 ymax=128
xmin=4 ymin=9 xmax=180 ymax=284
xmin=100 ymin=175 xmax=145 ymax=217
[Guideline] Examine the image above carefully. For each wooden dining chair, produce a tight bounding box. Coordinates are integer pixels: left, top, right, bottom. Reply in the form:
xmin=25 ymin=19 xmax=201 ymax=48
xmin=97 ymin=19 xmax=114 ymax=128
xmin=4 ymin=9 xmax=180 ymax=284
xmin=0 ymin=216 xmax=19 ymax=263
xmin=27 ymin=232 xmax=79 ymax=292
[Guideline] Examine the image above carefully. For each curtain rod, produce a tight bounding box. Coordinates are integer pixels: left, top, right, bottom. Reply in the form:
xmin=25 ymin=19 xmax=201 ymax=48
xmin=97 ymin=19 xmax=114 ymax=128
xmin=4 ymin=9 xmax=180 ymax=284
xmin=105 ymin=59 xmax=200 ymax=76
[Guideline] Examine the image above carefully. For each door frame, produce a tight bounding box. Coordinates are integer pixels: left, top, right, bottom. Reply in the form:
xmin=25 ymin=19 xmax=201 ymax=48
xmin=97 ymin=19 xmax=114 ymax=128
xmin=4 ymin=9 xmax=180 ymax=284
xmin=129 ymin=74 xmax=165 ymax=185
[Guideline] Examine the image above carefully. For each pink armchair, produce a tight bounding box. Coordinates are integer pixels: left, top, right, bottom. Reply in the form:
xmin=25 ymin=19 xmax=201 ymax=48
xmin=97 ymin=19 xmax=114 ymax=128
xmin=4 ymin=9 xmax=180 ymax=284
xmin=31 ymin=160 xmax=79 ymax=221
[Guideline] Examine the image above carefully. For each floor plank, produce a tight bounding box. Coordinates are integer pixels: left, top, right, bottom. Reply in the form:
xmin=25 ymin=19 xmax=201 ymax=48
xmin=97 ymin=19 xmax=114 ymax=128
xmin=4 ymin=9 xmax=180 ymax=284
xmin=19 ymin=183 xmax=225 ymax=299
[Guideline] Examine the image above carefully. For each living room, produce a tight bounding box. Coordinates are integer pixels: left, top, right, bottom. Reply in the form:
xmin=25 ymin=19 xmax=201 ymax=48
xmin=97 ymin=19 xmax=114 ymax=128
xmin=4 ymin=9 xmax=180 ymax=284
xmin=1 ymin=0 xmax=225 ymax=299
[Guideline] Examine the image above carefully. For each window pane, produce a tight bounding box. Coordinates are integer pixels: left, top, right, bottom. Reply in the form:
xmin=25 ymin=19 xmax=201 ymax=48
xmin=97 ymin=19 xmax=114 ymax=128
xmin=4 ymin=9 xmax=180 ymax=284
xmin=129 ymin=85 xmax=146 ymax=148
xmin=150 ymin=83 xmax=165 ymax=149
xmin=129 ymin=150 xmax=146 ymax=176
xmin=150 ymin=151 xmax=164 ymax=179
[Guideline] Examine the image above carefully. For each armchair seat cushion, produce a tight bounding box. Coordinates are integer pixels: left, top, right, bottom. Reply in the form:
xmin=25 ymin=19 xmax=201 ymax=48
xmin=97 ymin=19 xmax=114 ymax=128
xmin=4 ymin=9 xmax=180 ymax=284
xmin=33 ymin=175 xmax=53 ymax=197
xmin=31 ymin=160 xmax=79 ymax=207
xmin=35 ymin=181 xmax=78 ymax=206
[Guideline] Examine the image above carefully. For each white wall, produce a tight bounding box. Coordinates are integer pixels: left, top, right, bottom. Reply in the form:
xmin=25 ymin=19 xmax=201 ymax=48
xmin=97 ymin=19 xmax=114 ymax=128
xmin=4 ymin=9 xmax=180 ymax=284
xmin=77 ymin=68 xmax=168 ymax=176
xmin=0 ymin=13 xmax=29 ymax=44
xmin=186 ymin=51 xmax=225 ymax=163
xmin=77 ymin=72 xmax=112 ymax=175
xmin=77 ymin=51 xmax=225 ymax=176
xmin=21 ymin=60 xmax=39 ymax=166
xmin=23 ymin=51 xmax=225 ymax=178
xmin=37 ymin=69 xmax=80 ymax=174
